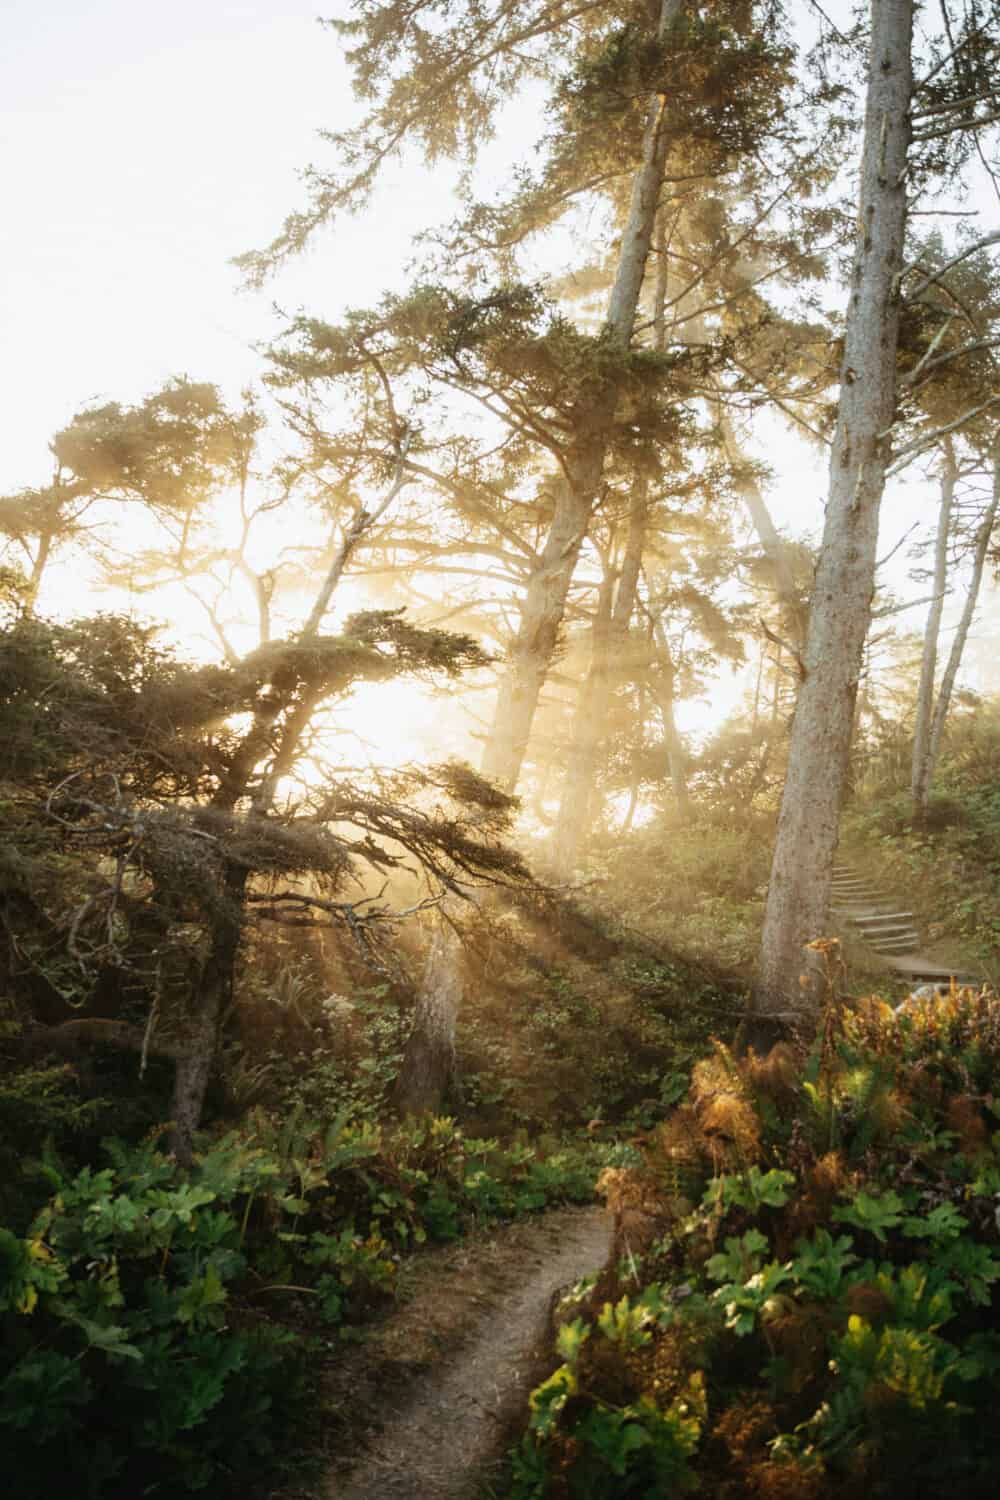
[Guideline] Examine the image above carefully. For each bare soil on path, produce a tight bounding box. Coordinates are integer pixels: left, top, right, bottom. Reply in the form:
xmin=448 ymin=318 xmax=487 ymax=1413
xmin=282 ymin=1205 xmax=610 ymax=1500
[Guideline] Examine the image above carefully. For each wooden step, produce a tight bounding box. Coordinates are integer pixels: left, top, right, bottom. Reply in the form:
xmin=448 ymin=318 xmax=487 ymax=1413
xmin=852 ymin=912 xmax=915 ymax=926
xmin=888 ymin=957 xmax=980 ymax=985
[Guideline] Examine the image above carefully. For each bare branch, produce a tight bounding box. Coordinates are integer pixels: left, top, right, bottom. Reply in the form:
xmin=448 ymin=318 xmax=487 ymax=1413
xmin=902 ymin=230 xmax=1000 ymax=302
xmin=887 ymin=395 xmax=1000 ymax=474
xmin=911 ymin=107 xmax=1000 ymax=142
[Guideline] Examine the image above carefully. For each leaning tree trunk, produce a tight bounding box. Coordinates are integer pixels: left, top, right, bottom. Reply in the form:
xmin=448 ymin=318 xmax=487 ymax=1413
xmin=718 ymin=408 xmax=807 ymax=651
xmin=754 ymin=0 xmax=913 ymax=1027
xmin=481 ymin=475 xmax=595 ymax=789
xmin=911 ymin=438 xmax=956 ymax=817
xmin=481 ymin=0 xmax=685 ymax=793
xmin=924 ymin=451 xmax=1000 ymax=788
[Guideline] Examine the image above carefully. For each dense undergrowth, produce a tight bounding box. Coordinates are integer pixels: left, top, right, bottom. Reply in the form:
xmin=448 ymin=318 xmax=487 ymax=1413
xmin=589 ymin=815 xmax=776 ymax=977
xmin=0 ymin=815 xmax=734 ymax=1497
xmin=0 ymin=1107 xmax=610 ymax=1498
xmin=509 ymin=979 xmax=1000 ymax=1499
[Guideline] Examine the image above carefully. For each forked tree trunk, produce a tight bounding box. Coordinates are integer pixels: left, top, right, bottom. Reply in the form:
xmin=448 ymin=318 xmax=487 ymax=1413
xmin=911 ymin=440 xmax=956 ymax=816
xmin=754 ymin=0 xmax=914 ymax=1026
xmin=165 ymin=454 xmax=413 ymax=1151
xmin=26 ymin=523 xmax=56 ymax=612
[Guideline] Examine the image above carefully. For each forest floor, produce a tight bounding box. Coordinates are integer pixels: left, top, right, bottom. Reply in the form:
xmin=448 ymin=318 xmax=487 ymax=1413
xmin=276 ymin=1204 xmax=611 ymax=1500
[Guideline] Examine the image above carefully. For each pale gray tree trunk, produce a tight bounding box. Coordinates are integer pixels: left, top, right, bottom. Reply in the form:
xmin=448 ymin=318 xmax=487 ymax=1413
xmin=718 ymin=409 xmax=806 ymax=650
xmin=481 ymin=477 xmax=594 ymax=789
xmin=550 ymin=480 xmax=649 ymax=869
xmin=651 ymin=617 xmax=691 ymax=818
xmin=911 ymin=439 xmax=956 ymax=815
xmin=924 ymin=448 xmax=1000 ymax=790
xmin=481 ymin=0 xmax=685 ymax=792
xmin=26 ymin=525 xmax=55 ymax=611
xmin=550 ymin=567 xmax=616 ymax=871
xmin=755 ymin=0 xmax=914 ymax=1025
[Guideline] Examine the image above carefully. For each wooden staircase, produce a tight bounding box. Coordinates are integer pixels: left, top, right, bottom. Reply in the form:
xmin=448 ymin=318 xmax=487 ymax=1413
xmin=831 ymin=862 xmax=979 ymax=991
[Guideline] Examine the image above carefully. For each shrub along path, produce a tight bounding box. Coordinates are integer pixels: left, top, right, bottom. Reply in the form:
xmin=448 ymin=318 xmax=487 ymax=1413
xmin=305 ymin=1205 xmax=610 ymax=1500
xmin=831 ymin=861 xmax=979 ymax=988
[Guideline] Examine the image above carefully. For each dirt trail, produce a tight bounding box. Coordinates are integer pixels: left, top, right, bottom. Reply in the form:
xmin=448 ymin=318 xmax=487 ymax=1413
xmin=319 ymin=1205 xmax=610 ymax=1500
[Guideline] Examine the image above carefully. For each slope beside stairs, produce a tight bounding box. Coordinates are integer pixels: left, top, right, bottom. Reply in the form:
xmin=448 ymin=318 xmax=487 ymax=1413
xmin=831 ymin=862 xmax=979 ymax=992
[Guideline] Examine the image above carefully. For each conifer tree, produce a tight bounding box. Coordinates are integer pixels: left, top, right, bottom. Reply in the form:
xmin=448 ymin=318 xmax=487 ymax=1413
xmin=756 ymin=0 xmax=1000 ymax=1022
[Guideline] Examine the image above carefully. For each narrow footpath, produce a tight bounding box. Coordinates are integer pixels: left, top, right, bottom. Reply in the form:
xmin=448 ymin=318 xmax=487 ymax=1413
xmin=831 ymin=862 xmax=979 ymax=989
xmin=314 ymin=1205 xmax=611 ymax=1500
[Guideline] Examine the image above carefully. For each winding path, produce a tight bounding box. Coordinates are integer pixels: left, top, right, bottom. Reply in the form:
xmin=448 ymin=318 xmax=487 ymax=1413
xmin=321 ymin=1205 xmax=611 ymax=1500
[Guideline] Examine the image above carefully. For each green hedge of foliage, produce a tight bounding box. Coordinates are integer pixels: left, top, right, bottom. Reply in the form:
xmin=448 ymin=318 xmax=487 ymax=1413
xmin=512 ymin=981 xmax=1000 ymax=1499
xmin=0 ymin=1111 xmax=601 ymax=1497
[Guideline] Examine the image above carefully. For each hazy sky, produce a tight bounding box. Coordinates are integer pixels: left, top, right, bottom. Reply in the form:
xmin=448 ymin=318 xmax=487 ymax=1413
xmin=2 ymin=0 xmax=995 ymax=711
xmin=1 ymin=0 xmax=465 ymax=488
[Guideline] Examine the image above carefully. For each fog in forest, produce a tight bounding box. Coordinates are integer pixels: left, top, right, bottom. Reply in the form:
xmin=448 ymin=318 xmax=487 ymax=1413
xmin=3 ymin=3 xmax=1000 ymax=1497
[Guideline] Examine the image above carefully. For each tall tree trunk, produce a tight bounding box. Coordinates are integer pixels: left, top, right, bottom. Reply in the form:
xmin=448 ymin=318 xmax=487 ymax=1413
xmin=551 ymin=566 xmax=616 ymax=870
xmin=911 ymin=439 xmax=956 ymax=816
xmin=755 ymin=0 xmax=913 ymax=1026
xmin=481 ymin=0 xmax=685 ymax=792
xmin=481 ymin=476 xmax=594 ymax=789
xmin=924 ymin=450 xmax=1000 ymax=789
xmin=550 ymin=477 xmax=649 ymax=869
xmin=651 ymin=618 xmax=691 ymax=818
xmin=169 ymin=874 xmax=244 ymax=1166
xmin=718 ymin=409 xmax=807 ymax=650
xmin=393 ymin=914 xmax=463 ymax=1116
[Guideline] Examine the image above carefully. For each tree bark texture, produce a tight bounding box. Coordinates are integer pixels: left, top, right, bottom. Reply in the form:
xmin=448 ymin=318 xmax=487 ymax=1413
xmin=755 ymin=0 xmax=914 ymax=1021
xmin=393 ymin=913 xmax=463 ymax=1116
xmin=169 ymin=893 xmax=241 ymax=1166
xmin=910 ymin=440 xmax=956 ymax=814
